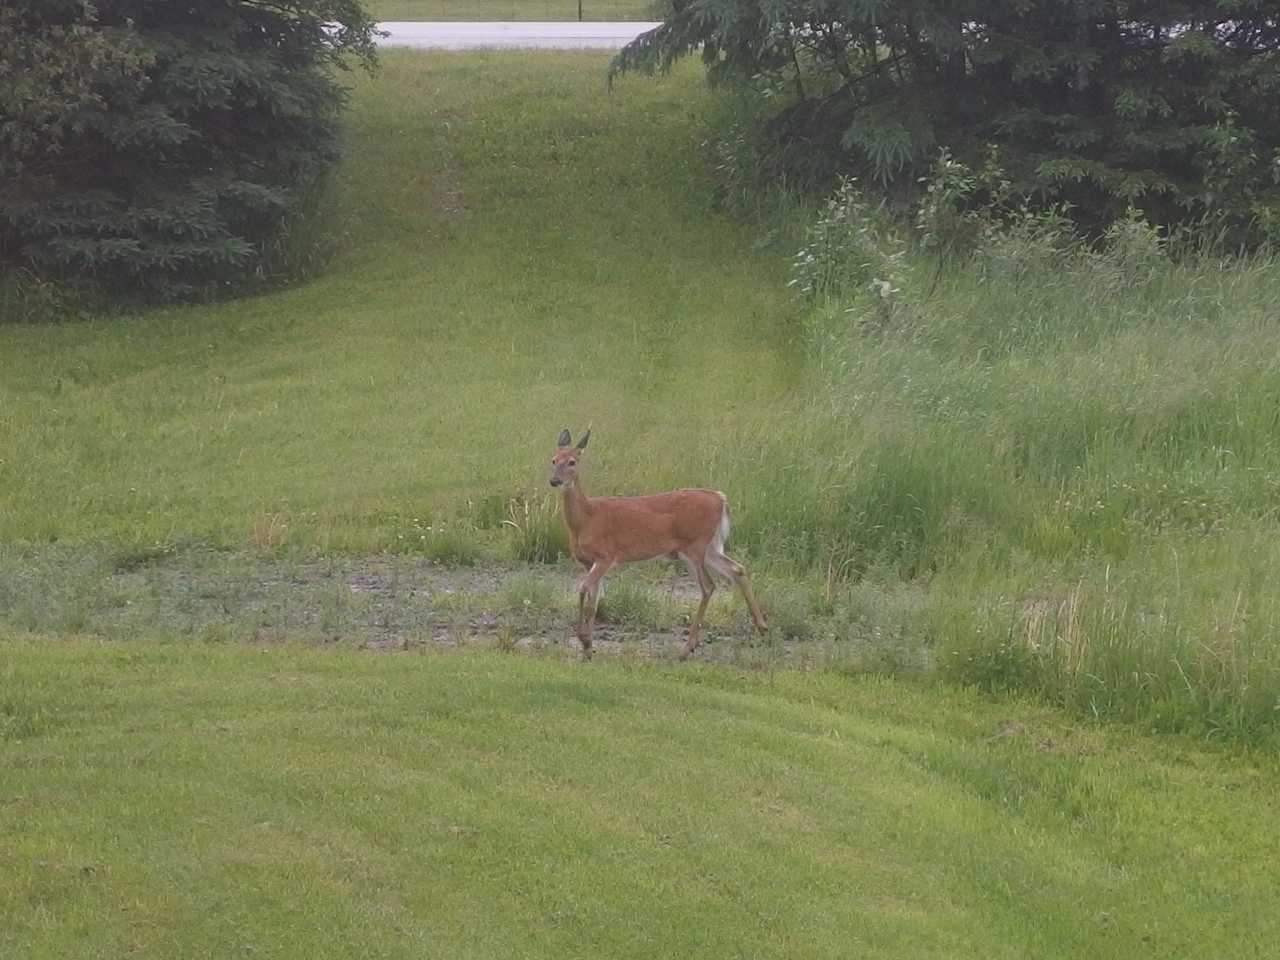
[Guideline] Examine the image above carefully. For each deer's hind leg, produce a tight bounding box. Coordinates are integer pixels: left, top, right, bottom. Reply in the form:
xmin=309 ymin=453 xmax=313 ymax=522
xmin=706 ymin=550 xmax=768 ymax=632
xmin=678 ymin=552 xmax=715 ymax=660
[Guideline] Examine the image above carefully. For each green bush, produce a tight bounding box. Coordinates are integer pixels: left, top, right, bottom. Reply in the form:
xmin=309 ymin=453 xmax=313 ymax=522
xmin=0 ymin=0 xmax=376 ymax=306
xmin=615 ymin=1 xmax=1280 ymax=242
xmin=788 ymin=177 xmax=906 ymax=310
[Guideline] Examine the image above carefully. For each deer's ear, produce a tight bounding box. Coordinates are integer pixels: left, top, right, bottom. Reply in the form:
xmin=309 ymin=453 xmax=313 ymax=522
xmin=575 ymin=430 xmax=590 ymax=450
xmin=557 ymin=429 xmax=572 ymax=447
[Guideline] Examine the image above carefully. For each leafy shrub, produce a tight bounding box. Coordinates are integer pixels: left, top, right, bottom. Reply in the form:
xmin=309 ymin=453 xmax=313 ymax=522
xmin=788 ymin=178 xmax=907 ymax=316
xmin=616 ymin=1 xmax=1280 ymax=243
xmin=915 ymin=149 xmax=1010 ymax=261
xmin=1087 ymin=207 xmax=1170 ymax=291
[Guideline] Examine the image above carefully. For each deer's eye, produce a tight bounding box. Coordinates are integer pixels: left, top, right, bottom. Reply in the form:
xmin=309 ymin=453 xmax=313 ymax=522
xmin=568 ymin=459 xmax=577 ymax=466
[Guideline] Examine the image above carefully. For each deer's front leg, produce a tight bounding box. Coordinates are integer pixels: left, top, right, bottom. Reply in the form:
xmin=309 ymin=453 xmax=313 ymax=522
xmin=576 ymin=559 xmax=591 ymax=623
xmin=576 ymin=559 xmax=614 ymax=660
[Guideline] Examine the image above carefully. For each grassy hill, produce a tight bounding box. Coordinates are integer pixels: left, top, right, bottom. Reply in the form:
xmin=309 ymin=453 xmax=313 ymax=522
xmin=1 ymin=53 xmax=793 ymax=553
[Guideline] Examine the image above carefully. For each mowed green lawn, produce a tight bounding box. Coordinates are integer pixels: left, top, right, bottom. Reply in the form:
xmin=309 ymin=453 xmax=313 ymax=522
xmin=3 ymin=640 xmax=1278 ymax=959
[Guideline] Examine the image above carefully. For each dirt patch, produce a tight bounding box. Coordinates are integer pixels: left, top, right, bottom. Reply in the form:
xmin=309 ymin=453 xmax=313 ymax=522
xmin=1 ymin=546 xmax=801 ymax=664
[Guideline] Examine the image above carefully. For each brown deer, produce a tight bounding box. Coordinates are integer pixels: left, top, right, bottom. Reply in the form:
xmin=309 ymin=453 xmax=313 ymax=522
xmin=549 ymin=429 xmax=767 ymax=660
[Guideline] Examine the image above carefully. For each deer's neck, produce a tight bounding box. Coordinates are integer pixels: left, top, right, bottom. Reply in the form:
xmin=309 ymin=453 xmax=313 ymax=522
xmin=561 ymin=482 xmax=592 ymax=534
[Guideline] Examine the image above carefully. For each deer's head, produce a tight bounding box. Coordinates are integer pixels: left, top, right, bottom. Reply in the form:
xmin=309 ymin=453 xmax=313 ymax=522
xmin=550 ymin=429 xmax=589 ymax=488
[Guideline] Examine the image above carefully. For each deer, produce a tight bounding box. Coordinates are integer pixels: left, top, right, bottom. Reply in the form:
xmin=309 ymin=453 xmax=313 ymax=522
xmin=549 ymin=429 xmax=767 ymax=660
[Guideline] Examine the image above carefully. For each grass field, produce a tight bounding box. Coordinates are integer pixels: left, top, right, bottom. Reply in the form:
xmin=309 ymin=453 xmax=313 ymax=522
xmin=3 ymin=51 xmax=1280 ymax=742
xmin=4 ymin=46 xmax=1280 ymax=960
xmin=4 ymin=640 xmax=1278 ymax=959
xmin=366 ymin=0 xmax=656 ymax=20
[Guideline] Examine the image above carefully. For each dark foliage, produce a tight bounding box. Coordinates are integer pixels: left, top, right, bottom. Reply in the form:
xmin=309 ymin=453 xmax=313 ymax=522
xmin=0 ymin=0 xmax=378 ymax=305
xmin=613 ymin=1 xmax=1280 ymax=238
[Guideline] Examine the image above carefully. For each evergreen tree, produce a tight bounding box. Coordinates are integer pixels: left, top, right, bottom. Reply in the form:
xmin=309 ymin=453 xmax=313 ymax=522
xmin=613 ymin=1 xmax=1280 ymax=237
xmin=0 ymin=0 xmax=377 ymax=303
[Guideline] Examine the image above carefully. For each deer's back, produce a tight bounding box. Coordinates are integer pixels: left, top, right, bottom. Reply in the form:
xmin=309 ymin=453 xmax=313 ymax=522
xmin=577 ymin=488 xmax=725 ymax=564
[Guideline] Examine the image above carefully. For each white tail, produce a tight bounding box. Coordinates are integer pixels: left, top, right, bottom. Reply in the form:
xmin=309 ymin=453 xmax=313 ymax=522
xmin=549 ymin=429 xmax=767 ymax=660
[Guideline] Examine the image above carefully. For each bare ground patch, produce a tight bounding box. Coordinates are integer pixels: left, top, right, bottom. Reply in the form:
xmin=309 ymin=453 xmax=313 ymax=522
xmin=0 ymin=546 xmax=866 ymax=666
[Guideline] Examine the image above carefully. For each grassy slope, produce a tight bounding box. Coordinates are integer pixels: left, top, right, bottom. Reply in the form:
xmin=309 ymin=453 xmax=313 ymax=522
xmin=366 ymin=0 xmax=656 ymax=19
xmin=0 ymin=53 xmax=795 ymax=550
xmin=3 ymin=640 xmax=1278 ymax=959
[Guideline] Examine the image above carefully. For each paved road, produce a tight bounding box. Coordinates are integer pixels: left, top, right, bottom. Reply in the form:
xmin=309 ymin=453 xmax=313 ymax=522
xmin=376 ymin=21 xmax=662 ymax=50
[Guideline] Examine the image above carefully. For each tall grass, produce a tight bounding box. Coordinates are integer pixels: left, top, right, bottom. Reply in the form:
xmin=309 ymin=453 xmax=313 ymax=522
xmin=931 ymin=529 xmax=1280 ymax=743
xmin=723 ymin=186 xmax=1280 ymax=742
xmin=731 ymin=251 xmax=1280 ymax=573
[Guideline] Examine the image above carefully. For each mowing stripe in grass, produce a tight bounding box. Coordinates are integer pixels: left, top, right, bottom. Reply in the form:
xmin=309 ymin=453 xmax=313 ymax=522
xmin=2 ymin=639 xmax=1278 ymax=958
